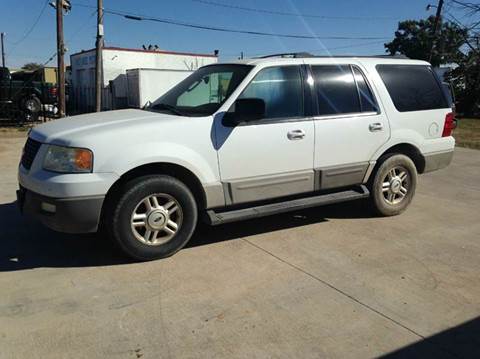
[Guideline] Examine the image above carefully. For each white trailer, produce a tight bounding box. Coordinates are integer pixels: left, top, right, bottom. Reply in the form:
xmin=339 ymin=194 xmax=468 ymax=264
xmin=126 ymin=68 xmax=192 ymax=108
xmin=70 ymin=47 xmax=217 ymax=112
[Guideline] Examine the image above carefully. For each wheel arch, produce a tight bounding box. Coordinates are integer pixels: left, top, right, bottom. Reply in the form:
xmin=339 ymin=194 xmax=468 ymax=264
xmin=18 ymin=90 xmax=42 ymax=111
xmin=101 ymin=162 xmax=208 ymax=226
xmin=374 ymin=143 xmax=426 ymax=175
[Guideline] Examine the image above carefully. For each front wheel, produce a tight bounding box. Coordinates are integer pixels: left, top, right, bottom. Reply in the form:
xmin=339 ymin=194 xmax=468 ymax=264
xmin=106 ymin=175 xmax=198 ymax=261
xmin=370 ymin=154 xmax=417 ymax=216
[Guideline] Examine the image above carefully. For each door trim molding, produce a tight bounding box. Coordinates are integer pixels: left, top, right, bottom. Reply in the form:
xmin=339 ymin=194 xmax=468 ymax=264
xmin=315 ymin=162 xmax=369 ymax=190
xmin=223 ymin=170 xmax=315 ymax=205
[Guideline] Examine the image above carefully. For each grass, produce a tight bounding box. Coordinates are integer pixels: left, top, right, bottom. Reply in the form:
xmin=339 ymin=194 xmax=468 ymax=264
xmin=454 ymin=118 xmax=480 ymax=150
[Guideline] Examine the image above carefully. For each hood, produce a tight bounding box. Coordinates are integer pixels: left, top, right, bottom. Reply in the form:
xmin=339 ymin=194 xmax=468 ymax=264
xmin=30 ymin=109 xmax=177 ymax=146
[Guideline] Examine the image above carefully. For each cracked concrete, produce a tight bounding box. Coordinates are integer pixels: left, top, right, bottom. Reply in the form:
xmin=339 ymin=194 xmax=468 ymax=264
xmin=0 ymin=133 xmax=479 ymax=358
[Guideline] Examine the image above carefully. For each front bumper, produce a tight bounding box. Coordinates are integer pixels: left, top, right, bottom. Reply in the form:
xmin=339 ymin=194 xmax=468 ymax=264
xmin=17 ymin=186 xmax=104 ymax=234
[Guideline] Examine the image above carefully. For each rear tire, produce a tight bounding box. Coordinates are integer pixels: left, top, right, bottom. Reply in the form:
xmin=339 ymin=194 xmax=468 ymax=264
xmin=370 ymin=154 xmax=417 ymax=216
xmin=21 ymin=95 xmax=41 ymax=122
xmin=105 ymin=175 xmax=198 ymax=261
xmin=22 ymin=95 xmax=42 ymax=113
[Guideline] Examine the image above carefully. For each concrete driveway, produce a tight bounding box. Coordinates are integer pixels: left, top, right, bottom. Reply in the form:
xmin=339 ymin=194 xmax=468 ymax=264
xmin=1 ymin=133 xmax=479 ymax=358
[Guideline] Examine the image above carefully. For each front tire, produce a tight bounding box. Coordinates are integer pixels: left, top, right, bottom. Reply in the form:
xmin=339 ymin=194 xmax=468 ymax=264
xmin=106 ymin=175 xmax=198 ymax=261
xmin=370 ymin=154 xmax=417 ymax=216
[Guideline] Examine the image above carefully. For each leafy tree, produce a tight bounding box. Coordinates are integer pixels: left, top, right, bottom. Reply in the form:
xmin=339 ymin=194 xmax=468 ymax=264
xmin=21 ymin=62 xmax=44 ymax=71
xmin=447 ymin=51 xmax=480 ymax=116
xmin=385 ymin=16 xmax=467 ymax=67
xmin=386 ymin=16 xmax=479 ymax=116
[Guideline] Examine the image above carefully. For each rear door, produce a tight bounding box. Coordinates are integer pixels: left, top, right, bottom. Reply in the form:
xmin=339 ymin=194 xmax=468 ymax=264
xmin=310 ymin=64 xmax=390 ymax=189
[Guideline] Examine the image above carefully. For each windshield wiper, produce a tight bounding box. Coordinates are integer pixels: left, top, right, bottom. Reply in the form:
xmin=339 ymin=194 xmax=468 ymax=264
xmin=151 ymin=103 xmax=185 ymax=116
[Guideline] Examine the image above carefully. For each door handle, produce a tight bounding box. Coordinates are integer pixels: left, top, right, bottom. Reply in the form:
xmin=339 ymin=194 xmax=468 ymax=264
xmin=287 ymin=129 xmax=305 ymax=140
xmin=369 ymin=123 xmax=383 ymax=132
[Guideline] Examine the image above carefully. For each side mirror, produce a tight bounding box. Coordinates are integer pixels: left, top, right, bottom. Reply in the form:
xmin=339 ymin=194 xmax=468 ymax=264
xmin=223 ymin=98 xmax=265 ymax=126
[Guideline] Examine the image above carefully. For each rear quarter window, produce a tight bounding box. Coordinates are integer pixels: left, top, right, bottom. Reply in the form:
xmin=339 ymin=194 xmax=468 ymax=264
xmin=376 ymin=65 xmax=449 ymax=112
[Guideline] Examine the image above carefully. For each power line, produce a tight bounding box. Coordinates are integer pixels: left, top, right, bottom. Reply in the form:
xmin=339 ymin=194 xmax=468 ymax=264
xmin=190 ymin=0 xmax=398 ymax=21
xmin=43 ymin=9 xmax=98 ymax=66
xmin=75 ymin=4 xmax=389 ymax=40
xmin=10 ymin=0 xmax=50 ymax=45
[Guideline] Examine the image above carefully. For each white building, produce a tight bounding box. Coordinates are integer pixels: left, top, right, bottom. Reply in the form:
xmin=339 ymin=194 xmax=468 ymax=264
xmin=70 ymin=46 xmax=218 ymax=112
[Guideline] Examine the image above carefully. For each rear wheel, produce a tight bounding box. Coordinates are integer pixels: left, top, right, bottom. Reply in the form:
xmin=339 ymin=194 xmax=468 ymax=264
xmin=21 ymin=95 xmax=41 ymax=122
xmin=22 ymin=95 xmax=41 ymax=113
xmin=370 ymin=154 xmax=417 ymax=216
xmin=106 ymin=175 xmax=198 ymax=261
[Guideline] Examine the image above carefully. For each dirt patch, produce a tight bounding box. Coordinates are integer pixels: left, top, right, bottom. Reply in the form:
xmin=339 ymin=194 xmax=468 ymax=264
xmin=0 ymin=127 xmax=29 ymax=138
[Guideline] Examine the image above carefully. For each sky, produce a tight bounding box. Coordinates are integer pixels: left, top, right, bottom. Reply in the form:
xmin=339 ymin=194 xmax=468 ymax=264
xmin=0 ymin=0 xmax=469 ymax=68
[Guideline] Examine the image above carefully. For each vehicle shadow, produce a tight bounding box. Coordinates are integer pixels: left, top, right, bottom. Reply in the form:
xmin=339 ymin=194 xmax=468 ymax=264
xmin=0 ymin=199 xmax=374 ymax=272
xmin=380 ymin=316 xmax=480 ymax=358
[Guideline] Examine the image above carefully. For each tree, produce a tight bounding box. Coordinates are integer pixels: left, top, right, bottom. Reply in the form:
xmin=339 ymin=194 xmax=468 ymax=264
xmin=446 ymin=0 xmax=480 ymax=116
xmin=386 ymin=16 xmax=479 ymax=116
xmin=21 ymin=62 xmax=44 ymax=71
xmin=385 ymin=16 xmax=467 ymax=67
xmin=447 ymin=50 xmax=480 ymax=116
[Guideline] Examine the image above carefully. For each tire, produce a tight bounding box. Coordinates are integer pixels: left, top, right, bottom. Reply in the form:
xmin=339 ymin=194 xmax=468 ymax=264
xmin=369 ymin=154 xmax=417 ymax=216
xmin=22 ymin=95 xmax=42 ymax=114
xmin=105 ymin=175 xmax=198 ymax=261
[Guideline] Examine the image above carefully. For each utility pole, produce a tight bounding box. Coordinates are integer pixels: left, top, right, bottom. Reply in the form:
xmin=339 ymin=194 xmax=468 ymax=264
xmin=95 ymin=0 xmax=104 ymax=112
xmin=1 ymin=32 xmax=5 ymax=67
xmin=429 ymin=0 xmax=444 ymax=63
xmin=56 ymin=0 xmax=66 ymax=117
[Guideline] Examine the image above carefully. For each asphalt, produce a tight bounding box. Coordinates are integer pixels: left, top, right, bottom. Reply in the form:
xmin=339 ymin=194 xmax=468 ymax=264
xmin=0 ymin=133 xmax=479 ymax=359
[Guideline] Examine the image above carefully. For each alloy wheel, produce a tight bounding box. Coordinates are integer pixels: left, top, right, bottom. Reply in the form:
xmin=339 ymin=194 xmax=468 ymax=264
xmin=130 ymin=193 xmax=183 ymax=246
xmin=381 ymin=166 xmax=410 ymax=205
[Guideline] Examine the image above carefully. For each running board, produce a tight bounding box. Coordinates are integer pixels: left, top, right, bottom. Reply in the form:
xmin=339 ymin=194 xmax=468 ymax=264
xmin=205 ymin=185 xmax=370 ymax=225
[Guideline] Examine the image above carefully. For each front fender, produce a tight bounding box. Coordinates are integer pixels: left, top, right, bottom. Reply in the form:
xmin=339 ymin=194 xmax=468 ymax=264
xmin=97 ymin=141 xmax=219 ymax=184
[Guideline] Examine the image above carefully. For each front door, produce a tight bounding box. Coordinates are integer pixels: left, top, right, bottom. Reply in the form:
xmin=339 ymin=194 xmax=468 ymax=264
xmin=216 ymin=65 xmax=315 ymax=205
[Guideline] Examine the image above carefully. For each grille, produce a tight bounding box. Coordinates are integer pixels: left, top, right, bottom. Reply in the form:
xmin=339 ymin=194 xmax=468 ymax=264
xmin=21 ymin=138 xmax=42 ymax=170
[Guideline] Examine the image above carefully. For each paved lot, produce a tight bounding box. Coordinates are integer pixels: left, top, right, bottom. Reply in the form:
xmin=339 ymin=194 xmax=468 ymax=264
xmin=0 ymin=133 xmax=479 ymax=358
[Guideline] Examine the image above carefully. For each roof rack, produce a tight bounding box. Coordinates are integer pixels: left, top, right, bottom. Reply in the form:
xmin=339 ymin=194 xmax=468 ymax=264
xmin=255 ymin=52 xmax=315 ymax=59
xmin=254 ymin=53 xmax=410 ymax=60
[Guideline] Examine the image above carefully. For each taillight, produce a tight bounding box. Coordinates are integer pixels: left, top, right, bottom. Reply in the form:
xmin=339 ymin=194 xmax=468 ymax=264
xmin=49 ymin=87 xmax=58 ymax=97
xmin=442 ymin=112 xmax=456 ymax=137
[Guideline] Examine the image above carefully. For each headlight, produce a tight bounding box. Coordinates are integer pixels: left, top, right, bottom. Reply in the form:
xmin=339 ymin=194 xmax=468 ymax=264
xmin=43 ymin=145 xmax=93 ymax=173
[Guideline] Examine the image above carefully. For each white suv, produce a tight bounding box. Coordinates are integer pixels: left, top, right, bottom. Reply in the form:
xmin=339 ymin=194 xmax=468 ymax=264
xmin=17 ymin=54 xmax=456 ymax=260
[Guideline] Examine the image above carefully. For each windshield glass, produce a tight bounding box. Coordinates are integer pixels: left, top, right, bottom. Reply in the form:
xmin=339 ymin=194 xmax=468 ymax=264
xmin=148 ymin=64 xmax=253 ymax=117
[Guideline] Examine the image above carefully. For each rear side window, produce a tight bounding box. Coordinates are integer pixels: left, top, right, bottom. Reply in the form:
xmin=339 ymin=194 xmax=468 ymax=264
xmin=376 ymin=65 xmax=448 ymax=112
xmin=353 ymin=67 xmax=378 ymax=113
xmin=311 ymin=65 xmax=360 ymax=116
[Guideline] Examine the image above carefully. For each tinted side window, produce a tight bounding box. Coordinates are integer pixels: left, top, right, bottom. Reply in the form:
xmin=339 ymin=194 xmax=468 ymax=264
xmin=239 ymin=66 xmax=303 ymax=119
xmin=376 ymin=65 xmax=448 ymax=112
xmin=353 ymin=67 xmax=378 ymax=112
xmin=311 ymin=65 xmax=360 ymax=116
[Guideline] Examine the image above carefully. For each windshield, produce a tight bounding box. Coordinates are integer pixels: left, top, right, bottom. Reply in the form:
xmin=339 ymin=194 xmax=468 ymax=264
xmin=148 ymin=64 xmax=253 ymax=117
